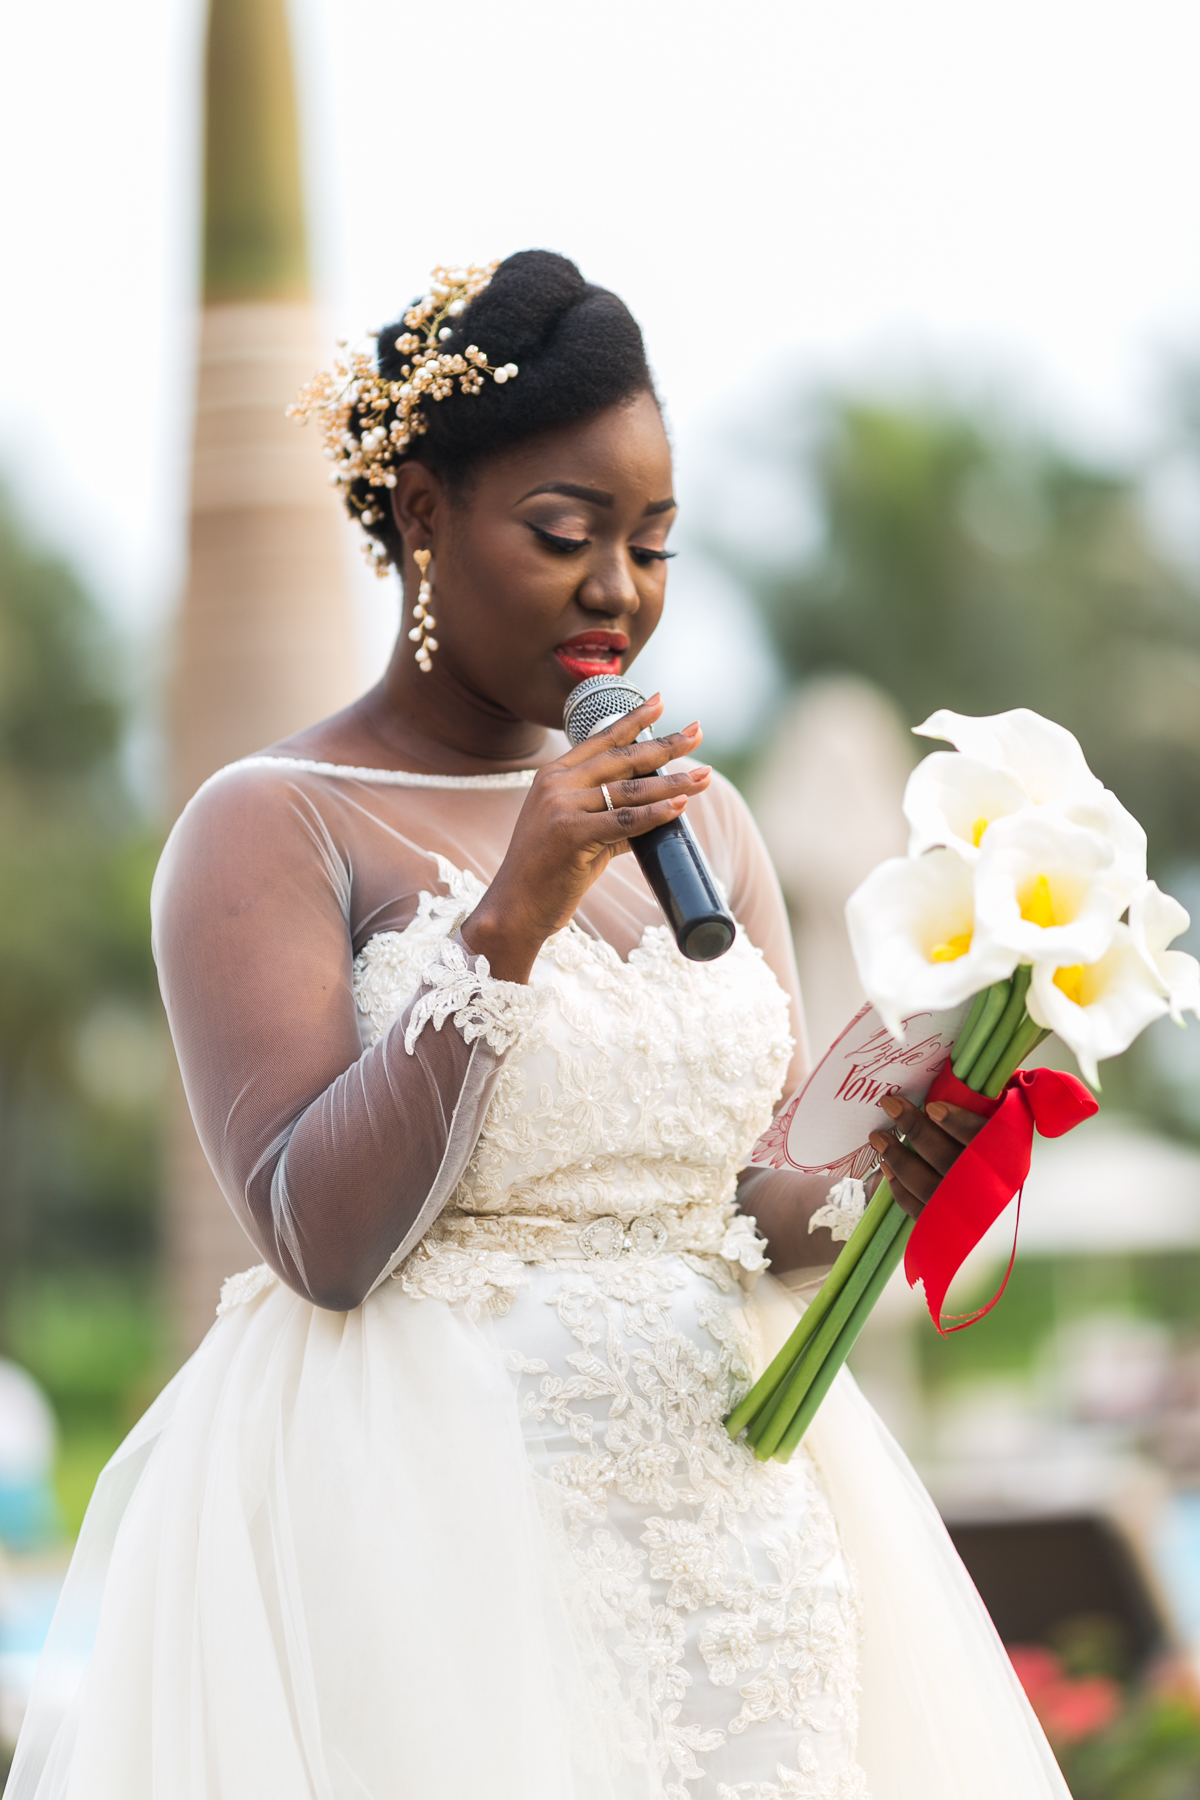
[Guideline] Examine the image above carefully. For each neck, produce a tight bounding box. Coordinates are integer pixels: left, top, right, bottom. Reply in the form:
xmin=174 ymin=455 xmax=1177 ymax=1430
xmin=354 ymin=636 xmax=551 ymax=772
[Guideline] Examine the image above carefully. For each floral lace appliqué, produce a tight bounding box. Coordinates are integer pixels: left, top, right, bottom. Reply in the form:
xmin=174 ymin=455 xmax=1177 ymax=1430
xmin=403 ymin=936 xmax=543 ymax=1057
xmin=808 ymin=1178 xmax=868 ymax=1245
xmin=397 ymin=1239 xmax=528 ymax=1317
xmin=216 ymin=1263 xmax=278 ymax=1315
xmin=505 ymin=1260 xmax=865 ymax=1800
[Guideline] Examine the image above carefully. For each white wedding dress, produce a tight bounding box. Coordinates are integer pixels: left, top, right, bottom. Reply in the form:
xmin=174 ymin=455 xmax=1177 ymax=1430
xmin=9 ymin=757 xmax=1068 ymax=1800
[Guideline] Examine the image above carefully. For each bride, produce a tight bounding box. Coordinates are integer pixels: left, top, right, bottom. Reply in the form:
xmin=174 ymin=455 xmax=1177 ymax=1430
xmin=10 ymin=252 xmax=1068 ymax=1799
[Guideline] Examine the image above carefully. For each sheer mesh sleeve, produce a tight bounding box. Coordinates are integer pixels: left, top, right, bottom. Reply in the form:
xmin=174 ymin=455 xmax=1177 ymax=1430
xmin=151 ymin=765 xmax=533 ymax=1311
xmin=687 ymin=774 xmax=843 ymax=1274
xmin=684 ymin=772 xmax=811 ymax=1095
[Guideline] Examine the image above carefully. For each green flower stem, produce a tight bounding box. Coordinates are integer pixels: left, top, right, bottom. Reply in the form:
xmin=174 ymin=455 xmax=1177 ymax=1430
xmin=958 ymin=986 xmax=990 ymax=1045
xmin=730 ymin=966 xmax=1052 ymax=1464
xmin=772 ymin=1214 xmax=915 ymax=1460
xmin=737 ymin=1187 xmax=892 ymax=1446
xmin=982 ymin=1016 xmax=1050 ymax=1099
xmin=951 ymin=980 xmax=1010 ymax=1081
xmin=962 ymin=966 xmax=1032 ymax=1091
xmin=751 ymin=1190 xmax=905 ymax=1461
xmin=723 ymin=1174 xmax=897 ymax=1439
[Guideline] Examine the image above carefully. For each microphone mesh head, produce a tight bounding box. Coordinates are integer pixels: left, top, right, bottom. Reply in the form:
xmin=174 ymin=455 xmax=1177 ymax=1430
xmin=562 ymin=674 xmax=647 ymax=745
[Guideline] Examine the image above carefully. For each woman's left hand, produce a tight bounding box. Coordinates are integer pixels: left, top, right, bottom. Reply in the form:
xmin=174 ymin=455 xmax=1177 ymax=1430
xmin=868 ymin=1095 xmax=988 ymax=1220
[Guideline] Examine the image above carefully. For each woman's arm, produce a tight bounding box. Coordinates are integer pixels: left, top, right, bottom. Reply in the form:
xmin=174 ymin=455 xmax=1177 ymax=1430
xmin=152 ymin=766 xmax=525 ymax=1310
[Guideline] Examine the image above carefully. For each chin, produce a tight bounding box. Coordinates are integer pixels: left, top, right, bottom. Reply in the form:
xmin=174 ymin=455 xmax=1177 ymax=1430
xmin=500 ymin=671 xmax=569 ymax=734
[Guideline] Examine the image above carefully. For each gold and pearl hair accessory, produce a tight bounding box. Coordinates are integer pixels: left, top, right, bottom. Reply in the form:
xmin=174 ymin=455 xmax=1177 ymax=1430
xmin=287 ymin=262 xmax=519 ymax=575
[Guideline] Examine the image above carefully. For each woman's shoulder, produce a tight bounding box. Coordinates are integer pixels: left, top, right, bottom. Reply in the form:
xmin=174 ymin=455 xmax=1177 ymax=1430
xmin=152 ymin=755 xmax=355 ymax=927
xmin=173 ymin=753 xmax=344 ymax=840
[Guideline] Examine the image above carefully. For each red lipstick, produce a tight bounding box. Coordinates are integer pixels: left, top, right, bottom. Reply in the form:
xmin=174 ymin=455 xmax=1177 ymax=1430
xmin=554 ymin=631 xmax=629 ymax=682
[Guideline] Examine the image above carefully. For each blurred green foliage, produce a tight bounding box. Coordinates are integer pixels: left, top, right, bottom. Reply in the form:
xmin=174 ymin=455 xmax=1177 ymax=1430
xmin=1062 ymin=1684 xmax=1200 ymax=1800
xmin=746 ymin=394 xmax=1200 ymax=873
xmin=0 ymin=488 xmax=162 ymax=1342
xmin=7 ymin=1270 xmax=166 ymax=1534
xmin=911 ymin=1251 xmax=1200 ymax=1394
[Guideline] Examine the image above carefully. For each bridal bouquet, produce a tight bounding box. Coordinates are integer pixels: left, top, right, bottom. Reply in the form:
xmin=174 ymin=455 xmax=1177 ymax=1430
xmin=727 ymin=708 xmax=1200 ymax=1463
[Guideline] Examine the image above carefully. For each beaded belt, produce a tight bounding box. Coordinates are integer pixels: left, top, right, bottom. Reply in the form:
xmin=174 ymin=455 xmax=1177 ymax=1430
xmin=412 ymin=1204 xmax=767 ymax=1272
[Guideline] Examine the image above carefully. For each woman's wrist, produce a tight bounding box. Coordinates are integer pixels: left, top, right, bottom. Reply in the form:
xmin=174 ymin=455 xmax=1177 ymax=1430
xmin=459 ymin=901 xmax=542 ymax=985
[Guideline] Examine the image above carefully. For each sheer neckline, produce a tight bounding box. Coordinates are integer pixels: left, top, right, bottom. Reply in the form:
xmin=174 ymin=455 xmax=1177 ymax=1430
xmin=230 ymin=755 xmax=539 ymax=791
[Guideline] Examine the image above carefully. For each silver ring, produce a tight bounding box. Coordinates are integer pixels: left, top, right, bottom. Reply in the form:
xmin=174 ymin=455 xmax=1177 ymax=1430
xmin=600 ymin=783 xmax=615 ymax=812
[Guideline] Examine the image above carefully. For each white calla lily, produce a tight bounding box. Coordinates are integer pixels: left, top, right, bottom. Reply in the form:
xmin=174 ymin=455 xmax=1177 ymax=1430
xmin=915 ymin=707 xmax=1146 ymax=903
xmin=915 ymin=707 xmax=1099 ymax=804
xmin=1054 ymin=786 xmax=1146 ymax=906
xmin=974 ymin=811 xmax=1120 ymax=966
xmin=903 ymin=751 xmax=1030 ymax=862
xmin=736 ymin=699 xmax=1192 ymax=1464
xmin=1128 ymin=881 xmax=1200 ymax=1025
xmin=845 ymin=847 xmax=1016 ymax=1041
xmin=1028 ymin=924 xmax=1170 ymax=1088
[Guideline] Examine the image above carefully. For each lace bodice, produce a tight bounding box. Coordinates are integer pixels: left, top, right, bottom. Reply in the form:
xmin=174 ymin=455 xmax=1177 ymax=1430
xmin=351 ymin=856 xmax=793 ymax=1291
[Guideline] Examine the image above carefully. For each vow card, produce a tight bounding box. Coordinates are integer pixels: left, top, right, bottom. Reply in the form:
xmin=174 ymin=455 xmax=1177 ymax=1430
xmin=749 ymin=1000 xmax=971 ymax=1181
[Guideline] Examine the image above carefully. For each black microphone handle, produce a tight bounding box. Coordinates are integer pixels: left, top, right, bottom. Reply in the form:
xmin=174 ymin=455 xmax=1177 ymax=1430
xmin=631 ymin=814 xmax=736 ymax=963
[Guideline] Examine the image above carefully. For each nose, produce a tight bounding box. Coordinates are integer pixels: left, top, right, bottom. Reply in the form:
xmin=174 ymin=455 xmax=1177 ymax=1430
xmin=575 ymin=544 xmax=639 ymax=619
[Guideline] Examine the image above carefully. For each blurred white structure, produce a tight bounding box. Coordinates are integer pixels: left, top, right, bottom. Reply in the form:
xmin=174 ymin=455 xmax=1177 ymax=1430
xmin=749 ymin=676 xmax=914 ymax=1058
xmin=970 ymin=1119 xmax=1200 ymax=1264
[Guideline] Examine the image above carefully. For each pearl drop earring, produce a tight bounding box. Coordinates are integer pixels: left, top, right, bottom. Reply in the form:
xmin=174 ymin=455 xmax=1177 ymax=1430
xmin=408 ymin=549 xmax=438 ymax=672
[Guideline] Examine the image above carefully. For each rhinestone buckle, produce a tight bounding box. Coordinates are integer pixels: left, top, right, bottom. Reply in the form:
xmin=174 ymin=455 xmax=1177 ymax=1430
xmin=578 ymin=1213 xmax=669 ymax=1260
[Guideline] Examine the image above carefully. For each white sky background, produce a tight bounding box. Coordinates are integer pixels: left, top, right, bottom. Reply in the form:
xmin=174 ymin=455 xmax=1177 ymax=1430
xmin=1 ymin=0 xmax=1200 ymax=745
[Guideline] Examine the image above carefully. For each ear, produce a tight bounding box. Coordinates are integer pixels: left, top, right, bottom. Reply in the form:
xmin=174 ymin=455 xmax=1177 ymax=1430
xmin=390 ymin=463 xmax=444 ymax=564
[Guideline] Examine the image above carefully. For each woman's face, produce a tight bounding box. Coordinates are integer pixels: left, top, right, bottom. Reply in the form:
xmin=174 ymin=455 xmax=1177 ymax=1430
xmin=390 ymin=391 xmax=675 ymax=731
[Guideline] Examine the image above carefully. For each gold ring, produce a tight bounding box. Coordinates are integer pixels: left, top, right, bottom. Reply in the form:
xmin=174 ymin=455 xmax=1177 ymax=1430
xmin=601 ymin=783 xmax=615 ymax=811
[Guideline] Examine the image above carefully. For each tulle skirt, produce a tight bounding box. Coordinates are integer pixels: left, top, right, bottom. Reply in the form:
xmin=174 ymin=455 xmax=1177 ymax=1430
xmin=8 ymin=1263 xmax=1067 ymax=1800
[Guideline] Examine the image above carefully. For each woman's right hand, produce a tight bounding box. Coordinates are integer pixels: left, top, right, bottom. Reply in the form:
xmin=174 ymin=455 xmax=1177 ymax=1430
xmin=460 ymin=695 xmax=711 ymax=983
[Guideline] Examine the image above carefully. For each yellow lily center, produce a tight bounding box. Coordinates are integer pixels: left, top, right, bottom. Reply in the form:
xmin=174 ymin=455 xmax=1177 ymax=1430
xmin=971 ymin=816 xmax=989 ymax=848
xmin=1020 ymin=872 xmax=1059 ymax=929
xmin=1053 ymin=964 xmax=1086 ymax=1006
xmin=929 ymin=932 xmax=972 ymax=963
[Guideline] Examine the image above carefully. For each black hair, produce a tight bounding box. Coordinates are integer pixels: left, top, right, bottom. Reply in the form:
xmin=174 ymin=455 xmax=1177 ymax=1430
xmin=352 ymin=250 xmax=658 ymax=568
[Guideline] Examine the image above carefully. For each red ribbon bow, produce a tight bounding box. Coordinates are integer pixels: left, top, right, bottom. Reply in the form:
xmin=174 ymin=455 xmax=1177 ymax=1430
xmin=904 ymin=1060 xmax=1098 ymax=1334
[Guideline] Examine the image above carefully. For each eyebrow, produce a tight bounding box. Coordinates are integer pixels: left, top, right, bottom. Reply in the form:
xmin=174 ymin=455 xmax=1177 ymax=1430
xmin=518 ymin=480 xmax=677 ymax=517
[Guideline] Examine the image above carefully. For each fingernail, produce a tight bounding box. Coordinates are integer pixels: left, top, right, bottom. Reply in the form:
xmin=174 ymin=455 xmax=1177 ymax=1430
xmin=868 ymin=1131 xmax=890 ymax=1152
xmin=682 ymin=720 xmax=700 ymax=734
xmin=880 ymin=1095 xmax=902 ymax=1118
xmin=672 ymin=796 xmax=687 ymax=810
xmin=927 ymin=1102 xmax=947 ymax=1121
xmin=690 ymin=765 xmax=712 ymax=781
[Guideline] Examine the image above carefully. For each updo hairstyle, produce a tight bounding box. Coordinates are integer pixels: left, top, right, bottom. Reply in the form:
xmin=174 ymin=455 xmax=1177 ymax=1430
xmin=353 ymin=251 xmax=658 ymax=570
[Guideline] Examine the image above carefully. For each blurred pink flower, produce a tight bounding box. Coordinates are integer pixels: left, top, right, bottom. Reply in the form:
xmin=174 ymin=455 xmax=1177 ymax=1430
xmin=1008 ymin=1644 xmax=1123 ymax=1745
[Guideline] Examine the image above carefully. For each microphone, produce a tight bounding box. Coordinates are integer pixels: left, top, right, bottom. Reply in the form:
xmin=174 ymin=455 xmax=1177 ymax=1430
xmin=563 ymin=674 xmax=736 ymax=963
